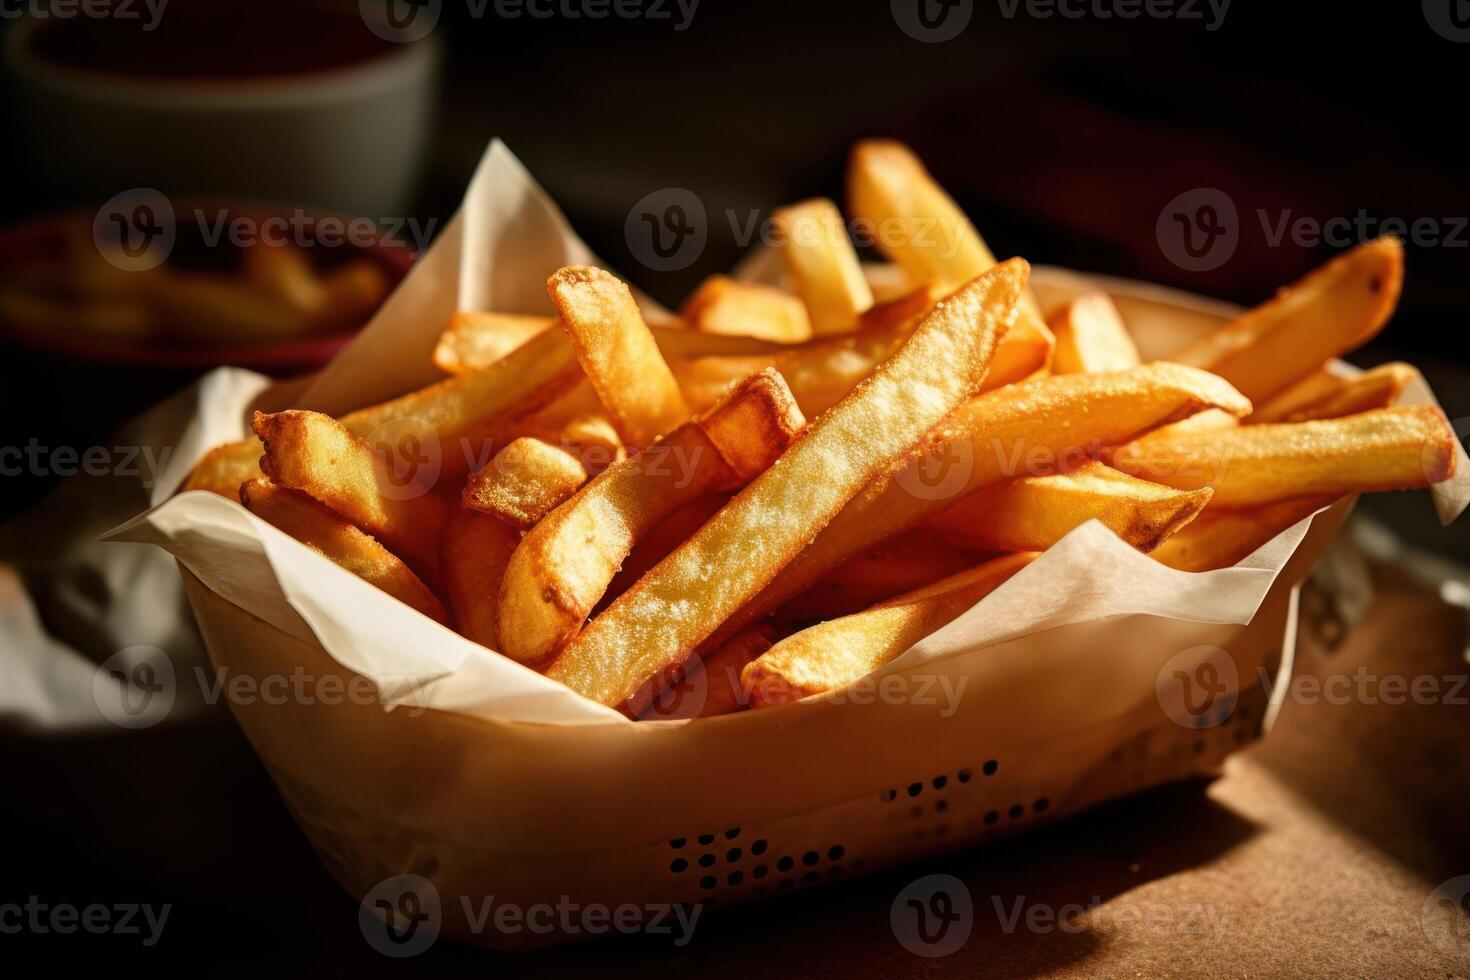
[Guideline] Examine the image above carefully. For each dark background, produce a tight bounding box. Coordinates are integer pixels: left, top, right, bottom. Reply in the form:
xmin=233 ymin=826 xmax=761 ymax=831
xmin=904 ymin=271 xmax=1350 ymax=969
xmin=2 ymin=1 xmax=1468 ymax=974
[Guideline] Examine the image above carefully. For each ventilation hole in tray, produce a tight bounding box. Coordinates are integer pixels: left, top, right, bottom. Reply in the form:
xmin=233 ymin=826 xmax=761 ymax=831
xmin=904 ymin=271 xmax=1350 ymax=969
xmin=957 ymin=768 xmax=973 ymax=783
xmin=697 ymin=833 xmax=715 ymax=846
xmin=751 ymin=839 xmax=768 ymax=855
xmin=828 ymin=845 xmax=844 ymax=861
xmin=931 ymin=775 xmax=947 ymax=790
xmin=670 ymin=858 xmax=687 ymax=873
xmin=724 ymin=827 xmax=741 ymax=840
xmin=1008 ymin=804 xmax=1025 ymax=820
xmin=777 ymin=856 xmax=794 ymax=872
xmin=1033 ymin=797 xmax=1050 ymax=813
xmin=669 ymin=838 xmax=686 ymax=849
xmin=984 ymin=809 xmax=999 ymax=825
xmin=698 ymin=853 xmax=715 ymax=868
xmin=907 ymin=782 xmax=923 ymax=797
xmin=983 ymin=759 xmax=999 ymax=776
xmin=880 ymin=788 xmax=898 ymax=802
xmin=802 ymin=850 xmax=819 ymax=866
xmin=726 ymin=847 xmax=742 ymax=862
xmin=700 ymin=875 xmax=716 ymax=890
xmin=726 ymin=870 xmax=743 ymax=886
xmin=753 ymin=864 xmax=768 ymax=879
xmin=935 ymin=799 xmax=948 ymax=813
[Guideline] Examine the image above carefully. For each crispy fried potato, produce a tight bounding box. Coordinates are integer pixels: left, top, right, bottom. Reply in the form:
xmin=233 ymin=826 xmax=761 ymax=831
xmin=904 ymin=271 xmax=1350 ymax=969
xmin=240 ymin=479 xmax=448 ymax=624
xmin=640 ymin=629 xmax=774 ymax=720
xmin=433 ymin=312 xmax=555 ymax=374
xmin=773 ymin=198 xmax=874 ymax=334
xmin=705 ymin=363 xmax=1252 ymax=648
xmin=547 ymin=260 xmax=1026 ymax=709
xmin=1048 ymin=291 xmax=1140 ymax=374
xmin=861 ymin=261 xmax=913 ymax=303
xmin=316 ymin=259 xmax=390 ymax=332
xmin=777 ymin=530 xmax=978 ymax=621
xmin=462 ymin=437 xmax=590 ymax=530
xmin=1248 ymin=362 xmax=1416 ymax=424
xmin=498 ymin=370 xmax=804 ymax=665
xmin=1108 ymin=405 xmax=1456 ymax=507
xmin=602 ymin=494 xmax=730 ymax=607
xmin=927 ymin=460 xmax=1211 ymax=553
xmin=182 ymin=437 xmax=264 ymax=497
xmin=253 ymin=410 xmax=448 ymax=581
xmin=1150 ymin=495 xmax=1336 ymax=572
xmin=743 ymin=553 xmax=1037 ymax=707
xmin=680 ymin=275 xmax=813 ymax=343
xmin=549 ymin=266 xmax=690 ymax=447
xmin=846 ymin=138 xmax=1049 ymax=327
xmin=440 ymin=505 xmax=521 ymax=649
xmin=242 ymin=242 xmax=327 ymax=314
xmin=1168 ymin=237 xmax=1404 ymax=401
xmin=344 ymin=321 xmax=586 ymax=482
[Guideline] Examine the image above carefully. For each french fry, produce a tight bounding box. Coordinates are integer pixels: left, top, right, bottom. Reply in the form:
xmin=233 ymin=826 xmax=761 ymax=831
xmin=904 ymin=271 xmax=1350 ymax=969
xmin=433 ymin=312 xmax=553 ymax=373
xmin=743 ymin=553 xmax=1037 ymax=707
xmin=1048 ymin=291 xmax=1140 ymax=374
xmin=154 ymin=271 xmax=314 ymax=343
xmin=316 ymin=258 xmax=390 ymax=331
xmin=1150 ymin=495 xmax=1336 ymax=572
xmin=603 ymin=494 xmax=731 ymax=606
xmin=1108 ymin=405 xmax=1456 ymax=507
xmin=773 ymin=198 xmax=874 ymax=334
xmin=440 ymin=505 xmax=521 ymax=649
xmin=253 ymin=410 xmax=449 ymax=581
xmin=705 ymin=363 xmax=1252 ymax=648
xmin=462 ymin=437 xmax=590 ymax=530
xmin=498 ymin=369 xmax=805 ymax=665
xmin=1248 ymin=362 xmax=1416 ymax=424
xmin=548 ymin=266 xmax=690 ymax=447
xmin=927 ymin=460 xmax=1212 ymax=553
xmin=777 ymin=530 xmax=978 ymax=621
xmin=680 ymin=275 xmax=813 ymax=343
xmin=240 ymin=479 xmax=449 ymax=624
xmin=845 ymin=139 xmax=1049 ymax=326
xmin=861 ymin=261 xmax=912 ymax=304
xmin=640 ymin=629 xmax=774 ymax=720
xmin=242 ymin=242 xmax=327 ymax=314
xmin=546 ymin=260 xmax=1026 ymax=709
xmin=1168 ymin=237 xmax=1404 ymax=401
xmin=182 ymin=437 xmax=264 ymax=497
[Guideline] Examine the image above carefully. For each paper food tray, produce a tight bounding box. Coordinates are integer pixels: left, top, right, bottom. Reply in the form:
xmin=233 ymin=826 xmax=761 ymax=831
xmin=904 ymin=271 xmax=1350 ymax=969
xmin=108 ymin=141 xmax=1465 ymax=949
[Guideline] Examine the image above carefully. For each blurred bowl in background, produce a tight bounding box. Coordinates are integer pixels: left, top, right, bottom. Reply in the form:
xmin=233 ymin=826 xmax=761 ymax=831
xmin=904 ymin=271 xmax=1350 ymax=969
xmin=4 ymin=0 xmax=440 ymax=219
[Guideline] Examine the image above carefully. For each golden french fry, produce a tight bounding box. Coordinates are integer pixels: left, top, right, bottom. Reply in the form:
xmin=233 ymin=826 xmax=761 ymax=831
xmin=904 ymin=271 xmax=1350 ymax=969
xmin=603 ymin=494 xmax=730 ymax=605
xmin=743 ymin=553 xmax=1037 ymax=707
xmin=498 ymin=369 xmax=805 ymax=665
xmin=1248 ymin=362 xmax=1416 ymax=424
xmin=1150 ymin=495 xmax=1336 ymax=572
xmin=1048 ymin=291 xmax=1140 ymax=374
xmin=773 ymin=198 xmax=874 ymax=334
xmin=344 ymin=320 xmax=586 ymax=482
xmin=433 ymin=312 xmax=553 ymax=373
xmin=927 ymin=460 xmax=1212 ymax=553
xmin=440 ymin=505 xmax=521 ymax=649
xmin=182 ymin=437 xmax=264 ymax=497
xmin=680 ymin=275 xmax=813 ymax=343
xmin=1168 ymin=237 xmax=1404 ymax=401
xmin=316 ymin=258 xmax=390 ymax=330
xmin=462 ymin=437 xmax=590 ymax=530
xmin=1108 ymin=405 xmax=1456 ymax=507
xmin=241 ymin=242 xmax=327 ymax=314
xmin=549 ymin=266 xmax=690 ymax=447
xmin=861 ymin=261 xmax=913 ymax=304
xmin=705 ymin=363 xmax=1252 ymax=648
xmin=253 ymin=409 xmax=448 ymax=581
xmin=640 ymin=629 xmax=774 ymax=720
xmin=777 ymin=530 xmax=979 ymax=621
xmin=547 ymin=260 xmax=1026 ymax=709
xmin=240 ymin=479 xmax=448 ymax=624
xmin=845 ymin=138 xmax=1048 ymax=327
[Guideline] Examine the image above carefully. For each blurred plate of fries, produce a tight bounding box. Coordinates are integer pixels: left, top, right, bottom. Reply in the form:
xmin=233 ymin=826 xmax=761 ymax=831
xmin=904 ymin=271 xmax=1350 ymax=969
xmin=0 ymin=204 xmax=410 ymax=372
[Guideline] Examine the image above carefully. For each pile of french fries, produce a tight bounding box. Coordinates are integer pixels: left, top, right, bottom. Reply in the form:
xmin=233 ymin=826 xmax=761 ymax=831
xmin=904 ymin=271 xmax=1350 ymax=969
xmin=183 ymin=140 xmax=1458 ymax=719
xmin=0 ymin=226 xmax=389 ymax=346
